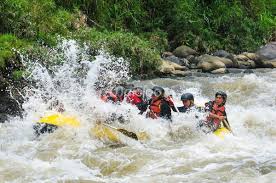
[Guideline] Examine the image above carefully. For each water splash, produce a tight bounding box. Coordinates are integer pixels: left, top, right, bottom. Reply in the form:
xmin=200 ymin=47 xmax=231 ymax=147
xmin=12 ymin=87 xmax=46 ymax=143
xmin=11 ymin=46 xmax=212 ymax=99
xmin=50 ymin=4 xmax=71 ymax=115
xmin=0 ymin=39 xmax=275 ymax=182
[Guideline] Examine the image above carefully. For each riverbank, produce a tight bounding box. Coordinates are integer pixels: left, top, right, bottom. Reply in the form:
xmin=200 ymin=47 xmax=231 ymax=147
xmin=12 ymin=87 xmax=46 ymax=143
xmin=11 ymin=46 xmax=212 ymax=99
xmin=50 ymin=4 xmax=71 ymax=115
xmin=158 ymin=42 xmax=276 ymax=77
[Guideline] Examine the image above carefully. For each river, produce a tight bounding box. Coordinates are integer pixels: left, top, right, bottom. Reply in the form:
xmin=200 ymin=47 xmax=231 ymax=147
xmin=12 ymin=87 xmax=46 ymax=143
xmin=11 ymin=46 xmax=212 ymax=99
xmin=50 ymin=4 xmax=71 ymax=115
xmin=0 ymin=40 xmax=275 ymax=183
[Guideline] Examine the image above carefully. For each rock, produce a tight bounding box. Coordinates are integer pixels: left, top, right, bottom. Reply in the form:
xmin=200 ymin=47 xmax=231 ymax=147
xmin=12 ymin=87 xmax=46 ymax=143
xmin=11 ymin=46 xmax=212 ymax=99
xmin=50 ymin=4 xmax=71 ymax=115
xmin=212 ymin=50 xmax=231 ymax=58
xmin=196 ymin=54 xmax=226 ymax=72
xmin=171 ymin=70 xmax=191 ymax=77
xmin=186 ymin=55 xmax=195 ymax=61
xmin=244 ymin=53 xmax=264 ymax=67
xmin=242 ymin=52 xmax=260 ymax=61
xmin=211 ymin=68 xmax=227 ymax=74
xmin=158 ymin=60 xmax=187 ymax=74
xmin=263 ymin=59 xmax=276 ymax=68
xmin=218 ymin=57 xmax=233 ymax=68
xmin=235 ymin=54 xmax=249 ymax=61
xmin=237 ymin=60 xmax=256 ymax=69
xmin=164 ymin=55 xmax=182 ymax=65
xmin=162 ymin=52 xmax=173 ymax=57
xmin=0 ymin=94 xmax=22 ymax=123
xmin=173 ymin=45 xmax=197 ymax=58
xmin=257 ymin=42 xmax=276 ymax=60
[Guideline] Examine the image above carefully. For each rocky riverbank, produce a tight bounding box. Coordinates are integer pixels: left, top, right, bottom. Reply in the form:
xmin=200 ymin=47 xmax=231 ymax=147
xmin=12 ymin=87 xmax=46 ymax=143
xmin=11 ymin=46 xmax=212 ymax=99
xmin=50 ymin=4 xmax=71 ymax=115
xmin=159 ymin=42 xmax=276 ymax=76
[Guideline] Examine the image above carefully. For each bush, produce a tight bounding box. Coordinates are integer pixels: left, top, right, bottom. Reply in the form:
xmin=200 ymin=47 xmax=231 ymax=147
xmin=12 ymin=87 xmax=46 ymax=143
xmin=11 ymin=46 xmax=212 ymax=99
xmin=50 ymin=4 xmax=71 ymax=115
xmin=75 ymin=29 xmax=162 ymax=76
xmin=0 ymin=0 xmax=75 ymax=45
xmin=0 ymin=34 xmax=30 ymax=69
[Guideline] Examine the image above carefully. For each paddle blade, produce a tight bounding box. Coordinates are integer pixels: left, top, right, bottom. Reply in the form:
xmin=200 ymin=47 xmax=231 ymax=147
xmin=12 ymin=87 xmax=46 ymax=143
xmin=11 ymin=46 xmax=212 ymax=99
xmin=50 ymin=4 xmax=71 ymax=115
xmin=118 ymin=129 xmax=138 ymax=140
xmin=38 ymin=114 xmax=80 ymax=127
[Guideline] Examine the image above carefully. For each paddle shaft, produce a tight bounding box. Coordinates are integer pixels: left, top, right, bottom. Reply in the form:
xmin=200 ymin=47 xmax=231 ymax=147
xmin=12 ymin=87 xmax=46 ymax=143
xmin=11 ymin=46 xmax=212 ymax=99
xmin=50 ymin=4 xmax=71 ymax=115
xmin=101 ymin=123 xmax=138 ymax=140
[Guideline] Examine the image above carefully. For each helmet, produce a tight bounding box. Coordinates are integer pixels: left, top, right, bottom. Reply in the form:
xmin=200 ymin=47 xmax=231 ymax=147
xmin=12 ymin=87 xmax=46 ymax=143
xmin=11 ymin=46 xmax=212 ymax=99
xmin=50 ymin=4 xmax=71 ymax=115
xmin=152 ymin=86 xmax=165 ymax=97
xmin=181 ymin=93 xmax=194 ymax=101
xmin=134 ymin=86 xmax=143 ymax=97
xmin=215 ymin=91 xmax=227 ymax=103
xmin=113 ymin=86 xmax=125 ymax=96
xmin=152 ymin=86 xmax=159 ymax=91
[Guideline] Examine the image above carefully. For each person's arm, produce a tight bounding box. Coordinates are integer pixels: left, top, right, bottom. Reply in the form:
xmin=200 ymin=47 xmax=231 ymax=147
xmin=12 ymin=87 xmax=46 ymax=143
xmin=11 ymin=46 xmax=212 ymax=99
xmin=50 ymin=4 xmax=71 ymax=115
xmin=177 ymin=106 xmax=186 ymax=113
xmin=209 ymin=113 xmax=225 ymax=121
xmin=160 ymin=101 xmax=172 ymax=120
xmin=136 ymin=101 xmax=148 ymax=113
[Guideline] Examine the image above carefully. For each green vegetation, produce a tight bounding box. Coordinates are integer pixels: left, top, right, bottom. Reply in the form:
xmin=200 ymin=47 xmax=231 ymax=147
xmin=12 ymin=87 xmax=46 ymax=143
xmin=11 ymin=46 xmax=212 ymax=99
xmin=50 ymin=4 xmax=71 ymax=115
xmin=0 ymin=34 xmax=30 ymax=69
xmin=0 ymin=0 xmax=275 ymax=78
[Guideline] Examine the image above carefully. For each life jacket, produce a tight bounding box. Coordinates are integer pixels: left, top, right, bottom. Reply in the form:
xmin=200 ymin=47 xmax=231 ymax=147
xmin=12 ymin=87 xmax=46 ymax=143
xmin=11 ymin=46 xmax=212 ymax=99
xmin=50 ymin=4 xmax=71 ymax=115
xmin=165 ymin=96 xmax=175 ymax=108
xmin=101 ymin=91 xmax=123 ymax=103
xmin=206 ymin=101 xmax=226 ymax=126
xmin=147 ymin=99 xmax=162 ymax=119
xmin=126 ymin=92 xmax=143 ymax=105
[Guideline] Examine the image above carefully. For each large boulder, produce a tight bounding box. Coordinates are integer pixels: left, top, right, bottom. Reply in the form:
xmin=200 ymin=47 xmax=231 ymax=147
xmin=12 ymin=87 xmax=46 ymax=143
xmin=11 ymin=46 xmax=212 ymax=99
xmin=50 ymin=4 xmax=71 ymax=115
xmin=234 ymin=54 xmax=257 ymax=69
xmin=218 ymin=57 xmax=233 ymax=68
xmin=211 ymin=68 xmax=227 ymax=74
xmin=173 ymin=45 xmax=197 ymax=58
xmin=163 ymin=55 xmax=182 ymax=65
xmin=257 ymin=42 xmax=276 ymax=60
xmin=0 ymin=94 xmax=22 ymax=123
xmin=263 ymin=59 xmax=276 ymax=68
xmin=196 ymin=54 xmax=227 ymax=72
xmin=237 ymin=60 xmax=256 ymax=69
xmin=158 ymin=60 xmax=187 ymax=74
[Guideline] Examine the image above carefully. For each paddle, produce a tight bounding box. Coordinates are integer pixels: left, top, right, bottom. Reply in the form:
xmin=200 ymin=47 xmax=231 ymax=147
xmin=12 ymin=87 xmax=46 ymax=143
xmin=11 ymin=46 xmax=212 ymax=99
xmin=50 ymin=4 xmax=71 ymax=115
xmin=102 ymin=123 xmax=138 ymax=140
xmin=222 ymin=119 xmax=234 ymax=135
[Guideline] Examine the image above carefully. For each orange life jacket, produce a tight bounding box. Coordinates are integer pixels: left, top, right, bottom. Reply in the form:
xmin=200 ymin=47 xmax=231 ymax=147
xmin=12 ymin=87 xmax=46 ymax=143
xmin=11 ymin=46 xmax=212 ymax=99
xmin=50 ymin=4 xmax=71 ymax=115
xmin=147 ymin=99 xmax=162 ymax=119
xmin=206 ymin=101 xmax=226 ymax=126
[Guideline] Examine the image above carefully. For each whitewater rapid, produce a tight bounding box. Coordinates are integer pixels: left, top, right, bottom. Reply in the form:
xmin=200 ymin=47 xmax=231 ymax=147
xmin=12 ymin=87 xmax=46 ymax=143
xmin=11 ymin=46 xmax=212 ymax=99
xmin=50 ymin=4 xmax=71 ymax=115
xmin=0 ymin=40 xmax=275 ymax=183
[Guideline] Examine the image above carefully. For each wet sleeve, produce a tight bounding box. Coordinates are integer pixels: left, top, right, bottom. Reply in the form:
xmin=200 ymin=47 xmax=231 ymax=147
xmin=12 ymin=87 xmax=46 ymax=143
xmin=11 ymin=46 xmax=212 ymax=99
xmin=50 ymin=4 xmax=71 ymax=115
xmin=177 ymin=106 xmax=186 ymax=113
xmin=136 ymin=101 xmax=148 ymax=113
xmin=160 ymin=102 xmax=172 ymax=120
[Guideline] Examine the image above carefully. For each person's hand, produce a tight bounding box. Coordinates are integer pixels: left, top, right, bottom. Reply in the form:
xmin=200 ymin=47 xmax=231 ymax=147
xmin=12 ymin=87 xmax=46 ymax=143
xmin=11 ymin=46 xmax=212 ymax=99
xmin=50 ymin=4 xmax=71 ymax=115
xmin=218 ymin=116 xmax=225 ymax=121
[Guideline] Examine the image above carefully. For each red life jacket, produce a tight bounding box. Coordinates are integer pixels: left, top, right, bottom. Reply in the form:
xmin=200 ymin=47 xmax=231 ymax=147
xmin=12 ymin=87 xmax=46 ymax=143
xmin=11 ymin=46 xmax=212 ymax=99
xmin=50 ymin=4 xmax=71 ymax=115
xmin=101 ymin=91 xmax=123 ymax=103
xmin=207 ymin=101 xmax=226 ymax=126
xmin=127 ymin=93 xmax=143 ymax=105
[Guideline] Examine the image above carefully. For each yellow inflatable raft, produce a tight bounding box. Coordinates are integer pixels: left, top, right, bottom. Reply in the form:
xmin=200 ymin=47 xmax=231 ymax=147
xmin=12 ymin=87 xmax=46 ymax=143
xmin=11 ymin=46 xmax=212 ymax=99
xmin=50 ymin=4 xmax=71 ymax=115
xmin=38 ymin=114 xmax=149 ymax=142
xmin=38 ymin=113 xmax=80 ymax=127
xmin=213 ymin=127 xmax=230 ymax=139
xmin=90 ymin=122 xmax=150 ymax=142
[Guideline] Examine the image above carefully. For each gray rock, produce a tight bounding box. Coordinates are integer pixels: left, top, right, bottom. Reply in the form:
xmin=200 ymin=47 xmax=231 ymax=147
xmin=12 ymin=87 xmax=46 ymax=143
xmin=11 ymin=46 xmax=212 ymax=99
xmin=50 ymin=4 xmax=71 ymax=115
xmin=164 ymin=55 xmax=182 ymax=65
xmin=173 ymin=45 xmax=197 ymax=58
xmin=0 ymin=94 xmax=22 ymax=123
xmin=212 ymin=50 xmax=231 ymax=58
xmin=257 ymin=42 xmax=276 ymax=60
